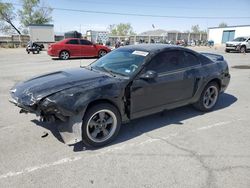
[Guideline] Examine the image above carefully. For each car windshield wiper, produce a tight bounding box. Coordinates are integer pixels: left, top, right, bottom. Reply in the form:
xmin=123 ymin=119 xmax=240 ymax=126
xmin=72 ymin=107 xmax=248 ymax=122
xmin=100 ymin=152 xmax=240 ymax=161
xmin=91 ymin=66 xmax=116 ymax=77
xmin=91 ymin=66 xmax=128 ymax=77
xmin=101 ymin=67 xmax=118 ymax=77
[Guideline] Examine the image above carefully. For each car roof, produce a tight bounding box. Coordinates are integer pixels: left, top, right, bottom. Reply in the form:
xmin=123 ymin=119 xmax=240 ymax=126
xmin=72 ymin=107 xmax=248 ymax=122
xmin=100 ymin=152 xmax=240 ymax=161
xmin=119 ymin=44 xmax=194 ymax=54
xmin=235 ymin=36 xmax=250 ymax=38
xmin=64 ymin=38 xmax=83 ymax=40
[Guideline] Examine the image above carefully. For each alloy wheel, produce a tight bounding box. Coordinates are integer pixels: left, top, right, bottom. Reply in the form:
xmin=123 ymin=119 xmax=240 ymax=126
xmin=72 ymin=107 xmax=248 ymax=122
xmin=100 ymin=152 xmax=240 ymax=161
xmin=203 ymin=86 xmax=218 ymax=109
xmin=86 ymin=109 xmax=117 ymax=143
xmin=60 ymin=51 xmax=69 ymax=60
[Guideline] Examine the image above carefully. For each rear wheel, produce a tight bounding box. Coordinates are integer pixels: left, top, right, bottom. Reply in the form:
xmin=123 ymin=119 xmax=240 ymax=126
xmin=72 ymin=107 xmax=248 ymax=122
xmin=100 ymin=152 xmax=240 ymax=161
xmin=193 ymin=82 xmax=219 ymax=112
xmin=59 ymin=50 xmax=70 ymax=60
xmin=82 ymin=103 xmax=121 ymax=147
xmin=98 ymin=50 xmax=107 ymax=58
xmin=225 ymin=49 xmax=230 ymax=53
xmin=240 ymin=46 xmax=246 ymax=53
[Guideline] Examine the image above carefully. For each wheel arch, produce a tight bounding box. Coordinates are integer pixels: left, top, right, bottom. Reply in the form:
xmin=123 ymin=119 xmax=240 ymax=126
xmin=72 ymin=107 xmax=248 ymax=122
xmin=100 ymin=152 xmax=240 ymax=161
xmin=240 ymin=44 xmax=246 ymax=48
xmin=99 ymin=49 xmax=107 ymax=53
xmin=85 ymin=99 xmax=122 ymax=119
xmin=59 ymin=49 xmax=70 ymax=57
xmin=207 ymin=78 xmax=221 ymax=91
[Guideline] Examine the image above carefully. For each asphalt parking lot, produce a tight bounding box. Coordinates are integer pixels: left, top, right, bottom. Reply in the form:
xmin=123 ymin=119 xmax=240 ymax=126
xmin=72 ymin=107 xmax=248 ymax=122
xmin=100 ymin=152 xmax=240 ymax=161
xmin=0 ymin=46 xmax=250 ymax=188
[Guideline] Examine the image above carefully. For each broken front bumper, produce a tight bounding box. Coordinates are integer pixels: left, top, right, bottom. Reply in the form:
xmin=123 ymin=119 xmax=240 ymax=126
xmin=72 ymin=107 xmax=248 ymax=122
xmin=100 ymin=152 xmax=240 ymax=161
xmin=9 ymin=97 xmax=83 ymax=145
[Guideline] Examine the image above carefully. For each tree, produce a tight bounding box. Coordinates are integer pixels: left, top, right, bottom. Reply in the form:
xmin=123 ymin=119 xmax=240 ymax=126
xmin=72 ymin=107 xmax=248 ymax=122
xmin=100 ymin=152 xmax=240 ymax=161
xmin=0 ymin=1 xmax=21 ymax=34
xmin=191 ymin=24 xmax=200 ymax=33
xmin=218 ymin=22 xmax=228 ymax=28
xmin=18 ymin=0 xmax=52 ymax=27
xmin=190 ymin=25 xmax=207 ymax=34
xmin=108 ymin=23 xmax=136 ymax=36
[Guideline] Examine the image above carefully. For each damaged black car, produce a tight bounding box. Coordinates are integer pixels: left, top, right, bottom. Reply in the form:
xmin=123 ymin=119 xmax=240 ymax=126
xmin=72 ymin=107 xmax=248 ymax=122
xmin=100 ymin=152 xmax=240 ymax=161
xmin=10 ymin=44 xmax=230 ymax=147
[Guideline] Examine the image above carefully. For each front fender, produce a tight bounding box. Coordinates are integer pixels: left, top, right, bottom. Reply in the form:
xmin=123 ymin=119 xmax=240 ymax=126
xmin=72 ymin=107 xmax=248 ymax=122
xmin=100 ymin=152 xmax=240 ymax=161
xmin=42 ymin=82 xmax=124 ymax=117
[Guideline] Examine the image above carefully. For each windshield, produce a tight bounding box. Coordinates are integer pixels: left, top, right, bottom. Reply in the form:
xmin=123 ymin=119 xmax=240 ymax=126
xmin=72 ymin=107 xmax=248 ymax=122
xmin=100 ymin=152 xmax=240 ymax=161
xmin=91 ymin=48 xmax=149 ymax=77
xmin=233 ymin=37 xmax=247 ymax=42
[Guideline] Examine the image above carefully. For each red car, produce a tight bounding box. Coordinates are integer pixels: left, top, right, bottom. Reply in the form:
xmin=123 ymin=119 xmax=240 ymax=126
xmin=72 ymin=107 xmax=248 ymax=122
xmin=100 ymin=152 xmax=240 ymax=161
xmin=47 ymin=38 xmax=111 ymax=60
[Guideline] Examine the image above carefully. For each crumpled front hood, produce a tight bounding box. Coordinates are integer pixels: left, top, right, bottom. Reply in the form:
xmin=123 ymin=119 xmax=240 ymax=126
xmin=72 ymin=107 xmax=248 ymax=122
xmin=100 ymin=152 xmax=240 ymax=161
xmin=10 ymin=68 xmax=110 ymax=106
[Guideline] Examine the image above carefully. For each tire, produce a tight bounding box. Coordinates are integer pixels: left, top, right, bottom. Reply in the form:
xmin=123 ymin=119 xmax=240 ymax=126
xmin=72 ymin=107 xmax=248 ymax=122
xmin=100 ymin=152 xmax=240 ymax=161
xmin=82 ymin=103 xmax=121 ymax=147
xmin=98 ymin=50 xmax=107 ymax=58
xmin=193 ymin=82 xmax=219 ymax=112
xmin=240 ymin=46 xmax=246 ymax=53
xmin=225 ymin=49 xmax=230 ymax=53
xmin=59 ymin=50 xmax=70 ymax=60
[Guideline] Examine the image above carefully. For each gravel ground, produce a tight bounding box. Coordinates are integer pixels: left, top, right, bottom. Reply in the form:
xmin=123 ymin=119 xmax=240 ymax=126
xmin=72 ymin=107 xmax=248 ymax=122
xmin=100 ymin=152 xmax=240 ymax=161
xmin=0 ymin=46 xmax=250 ymax=188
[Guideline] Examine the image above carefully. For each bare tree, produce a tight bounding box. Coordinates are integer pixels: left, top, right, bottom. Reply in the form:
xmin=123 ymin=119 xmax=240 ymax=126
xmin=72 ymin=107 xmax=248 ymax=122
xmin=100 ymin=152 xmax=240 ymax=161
xmin=0 ymin=1 xmax=21 ymax=34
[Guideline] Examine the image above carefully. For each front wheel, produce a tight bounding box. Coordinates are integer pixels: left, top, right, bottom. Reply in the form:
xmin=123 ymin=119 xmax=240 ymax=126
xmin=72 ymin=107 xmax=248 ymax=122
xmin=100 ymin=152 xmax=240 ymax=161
xmin=193 ymin=82 xmax=219 ymax=112
xmin=82 ymin=103 xmax=121 ymax=147
xmin=59 ymin=50 xmax=70 ymax=60
xmin=98 ymin=50 xmax=107 ymax=58
xmin=240 ymin=46 xmax=246 ymax=53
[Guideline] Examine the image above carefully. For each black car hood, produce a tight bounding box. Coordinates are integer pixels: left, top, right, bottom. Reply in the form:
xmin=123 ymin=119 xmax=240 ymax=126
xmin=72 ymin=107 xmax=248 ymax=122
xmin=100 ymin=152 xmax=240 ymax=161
xmin=10 ymin=68 xmax=113 ymax=106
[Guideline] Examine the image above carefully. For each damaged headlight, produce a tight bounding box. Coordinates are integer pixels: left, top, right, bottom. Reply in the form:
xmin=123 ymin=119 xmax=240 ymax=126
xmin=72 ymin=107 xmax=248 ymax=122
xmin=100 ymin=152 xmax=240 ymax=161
xmin=40 ymin=98 xmax=58 ymax=112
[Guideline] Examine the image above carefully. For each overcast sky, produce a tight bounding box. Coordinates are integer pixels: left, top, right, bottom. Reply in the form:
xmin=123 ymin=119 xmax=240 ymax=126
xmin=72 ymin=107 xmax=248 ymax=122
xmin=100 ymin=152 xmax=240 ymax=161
xmin=4 ymin=0 xmax=250 ymax=34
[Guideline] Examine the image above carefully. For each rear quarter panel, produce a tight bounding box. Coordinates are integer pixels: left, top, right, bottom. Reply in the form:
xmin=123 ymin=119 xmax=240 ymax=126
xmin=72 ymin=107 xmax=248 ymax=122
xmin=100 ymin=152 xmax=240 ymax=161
xmin=191 ymin=57 xmax=230 ymax=103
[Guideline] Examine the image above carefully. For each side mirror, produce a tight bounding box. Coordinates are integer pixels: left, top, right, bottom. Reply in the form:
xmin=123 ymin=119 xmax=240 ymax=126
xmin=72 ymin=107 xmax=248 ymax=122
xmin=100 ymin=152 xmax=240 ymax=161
xmin=140 ymin=70 xmax=158 ymax=80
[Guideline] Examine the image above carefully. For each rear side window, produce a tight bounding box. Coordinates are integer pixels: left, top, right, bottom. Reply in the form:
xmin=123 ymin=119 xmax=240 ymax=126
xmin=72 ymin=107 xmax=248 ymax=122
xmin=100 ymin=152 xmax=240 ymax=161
xmin=200 ymin=55 xmax=213 ymax=65
xmin=66 ymin=39 xmax=79 ymax=44
xmin=146 ymin=50 xmax=200 ymax=73
xmin=183 ymin=51 xmax=200 ymax=67
xmin=80 ymin=40 xmax=92 ymax=45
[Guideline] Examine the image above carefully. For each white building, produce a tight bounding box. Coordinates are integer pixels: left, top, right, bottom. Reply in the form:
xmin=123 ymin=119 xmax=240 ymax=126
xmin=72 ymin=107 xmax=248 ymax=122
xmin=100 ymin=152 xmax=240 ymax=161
xmin=28 ymin=24 xmax=54 ymax=43
xmin=208 ymin=25 xmax=250 ymax=44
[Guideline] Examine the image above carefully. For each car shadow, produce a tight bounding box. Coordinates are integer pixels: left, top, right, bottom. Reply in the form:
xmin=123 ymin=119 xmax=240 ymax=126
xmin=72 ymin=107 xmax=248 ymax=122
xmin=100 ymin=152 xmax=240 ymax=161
xmin=31 ymin=93 xmax=237 ymax=152
xmin=52 ymin=57 xmax=98 ymax=61
xmin=31 ymin=120 xmax=65 ymax=143
xmin=226 ymin=51 xmax=250 ymax=54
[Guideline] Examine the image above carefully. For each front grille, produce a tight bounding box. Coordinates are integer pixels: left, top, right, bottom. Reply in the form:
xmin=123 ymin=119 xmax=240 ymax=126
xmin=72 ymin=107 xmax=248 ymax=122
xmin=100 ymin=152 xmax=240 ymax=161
xmin=226 ymin=44 xmax=234 ymax=47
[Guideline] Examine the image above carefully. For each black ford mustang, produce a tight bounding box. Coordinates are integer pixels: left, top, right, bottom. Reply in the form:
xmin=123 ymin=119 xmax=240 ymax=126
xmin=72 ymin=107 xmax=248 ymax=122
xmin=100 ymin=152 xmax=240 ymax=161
xmin=10 ymin=44 xmax=230 ymax=147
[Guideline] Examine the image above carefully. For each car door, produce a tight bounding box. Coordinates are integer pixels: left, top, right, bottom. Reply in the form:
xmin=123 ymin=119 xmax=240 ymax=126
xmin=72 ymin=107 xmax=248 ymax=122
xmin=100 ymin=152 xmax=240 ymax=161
xmin=79 ymin=39 xmax=97 ymax=57
xmin=65 ymin=39 xmax=81 ymax=56
xmin=130 ymin=50 xmax=201 ymax=117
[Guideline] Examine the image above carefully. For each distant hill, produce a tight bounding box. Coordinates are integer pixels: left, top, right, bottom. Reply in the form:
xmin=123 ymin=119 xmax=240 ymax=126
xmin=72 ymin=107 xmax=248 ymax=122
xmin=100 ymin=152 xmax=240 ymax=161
xmin=139 ymin=29 xmax=181 ymax=35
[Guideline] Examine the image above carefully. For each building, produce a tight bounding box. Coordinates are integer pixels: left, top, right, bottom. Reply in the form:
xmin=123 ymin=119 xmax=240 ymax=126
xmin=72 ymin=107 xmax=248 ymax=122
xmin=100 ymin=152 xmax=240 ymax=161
xmin=208 ymin=25 xmax=250 ymax=44
xmin=28 ymin=24 xmax=55 ymax=43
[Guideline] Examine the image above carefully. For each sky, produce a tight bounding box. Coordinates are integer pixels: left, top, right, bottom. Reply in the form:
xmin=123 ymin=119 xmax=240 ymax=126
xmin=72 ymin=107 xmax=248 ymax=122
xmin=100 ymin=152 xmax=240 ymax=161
xmin=3 ymin=0 xmax=250 ymax=34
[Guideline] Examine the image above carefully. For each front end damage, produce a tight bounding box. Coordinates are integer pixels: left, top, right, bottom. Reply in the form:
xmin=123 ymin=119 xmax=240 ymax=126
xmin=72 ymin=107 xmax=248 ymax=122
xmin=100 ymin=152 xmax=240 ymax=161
xmin=9 ymin=67 xmax=127 ymax=145
xmin=9 ymin=93 xmax=85 ymax=144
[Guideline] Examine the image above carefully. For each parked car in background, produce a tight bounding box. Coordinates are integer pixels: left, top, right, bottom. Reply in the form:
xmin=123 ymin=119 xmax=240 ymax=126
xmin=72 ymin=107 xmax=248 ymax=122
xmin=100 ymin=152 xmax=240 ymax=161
xmin=47 ymin=38 xmax=111 ymax=60
xmin=10 ymin=44 xmax=230 ymax=147
xmin=225 ymin=36 xmax=250 ymax=53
